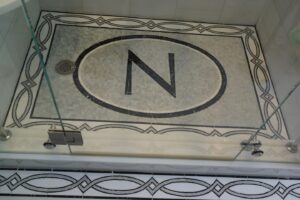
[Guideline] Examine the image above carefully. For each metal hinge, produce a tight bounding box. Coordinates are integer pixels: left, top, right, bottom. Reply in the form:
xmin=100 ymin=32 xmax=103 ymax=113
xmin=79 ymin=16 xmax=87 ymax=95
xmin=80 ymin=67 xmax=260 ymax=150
xmin=48 ymin=129 xmax=83 ymax=146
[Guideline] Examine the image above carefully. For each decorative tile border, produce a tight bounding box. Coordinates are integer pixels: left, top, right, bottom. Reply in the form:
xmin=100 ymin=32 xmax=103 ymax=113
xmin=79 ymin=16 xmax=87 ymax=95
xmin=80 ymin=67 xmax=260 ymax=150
xmin=4 ymin=11 xmax=288 ymax=140
xmin=0 ymin=169 xmax=300 ymax=199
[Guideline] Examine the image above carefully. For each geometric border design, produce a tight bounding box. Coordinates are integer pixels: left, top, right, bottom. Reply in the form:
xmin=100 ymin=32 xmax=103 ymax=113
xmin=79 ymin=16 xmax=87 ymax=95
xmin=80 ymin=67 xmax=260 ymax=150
xmin=4 ymin=11 xmax=288 ymax=140
xmin=1 ymin=169 xmax=300 ymax=200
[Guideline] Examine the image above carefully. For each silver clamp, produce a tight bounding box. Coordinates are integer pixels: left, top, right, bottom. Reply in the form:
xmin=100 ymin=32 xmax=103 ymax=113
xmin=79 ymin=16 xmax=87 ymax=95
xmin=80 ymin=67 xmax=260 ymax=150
xmin=240 ymin=139 xmax=264 ymax=157
xmin=0 ymin=127 xmax=12 ymax=141
xmin=286 ymin=141 xmax=298 ymax=153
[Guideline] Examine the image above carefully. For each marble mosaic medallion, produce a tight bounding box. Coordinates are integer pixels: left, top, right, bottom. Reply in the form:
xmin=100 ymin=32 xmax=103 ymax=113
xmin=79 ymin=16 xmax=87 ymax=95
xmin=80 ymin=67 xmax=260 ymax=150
xmin=74 ymin=35 xmax=226 ymax=118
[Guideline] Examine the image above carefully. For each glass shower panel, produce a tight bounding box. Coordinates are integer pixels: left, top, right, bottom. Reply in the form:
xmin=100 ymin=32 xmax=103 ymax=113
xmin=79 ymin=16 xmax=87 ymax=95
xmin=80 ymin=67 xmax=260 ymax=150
xmin=19 ymin=0 xmax=300 ymax=162
xmin=234 ymin=0 xmax=300 ymax=163
xmin=29 ymin=1 xmax=266 ymax=160
xmin=63 ymin=0 xmax=299 ymax=161
xmin=0 ymin=0 xmax=70 ymax=155
xmin=234 ymin=82 xmax=300 ymax=162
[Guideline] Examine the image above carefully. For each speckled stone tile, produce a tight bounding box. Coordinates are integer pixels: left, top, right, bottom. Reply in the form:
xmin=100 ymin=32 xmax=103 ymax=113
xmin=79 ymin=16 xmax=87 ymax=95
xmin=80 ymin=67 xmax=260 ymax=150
xmin=32 ymin=25 xmax=262 ymax=128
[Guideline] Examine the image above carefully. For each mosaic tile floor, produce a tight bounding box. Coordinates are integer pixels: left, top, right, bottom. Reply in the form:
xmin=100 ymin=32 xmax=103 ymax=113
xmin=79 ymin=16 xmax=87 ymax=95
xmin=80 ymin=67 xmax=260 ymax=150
xmin=3 ymin=11 xmax=289 ymax=158
xmin=35 ymin=25 xmax=262 ymax=128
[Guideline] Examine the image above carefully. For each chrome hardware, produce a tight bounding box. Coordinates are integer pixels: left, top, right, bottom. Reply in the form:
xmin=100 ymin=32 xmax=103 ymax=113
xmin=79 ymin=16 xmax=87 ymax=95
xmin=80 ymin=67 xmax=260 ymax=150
xmin=47 ymin=129 xmax=83 ymax=146
xmin=43 ymin=140 xmax=56 ymax=149
xmin=240 ymin=140 xmax=264 ymax=157
xmin=0 ymin=127 xmax=12 ymax=141
xmin=286 ymin=142 xmax=298 ymax=153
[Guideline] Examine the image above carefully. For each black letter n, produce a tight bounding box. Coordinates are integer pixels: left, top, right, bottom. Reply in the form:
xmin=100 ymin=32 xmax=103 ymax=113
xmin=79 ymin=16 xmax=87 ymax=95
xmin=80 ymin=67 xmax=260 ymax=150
xmin=125 ymin=50 xmax=176 ymax=97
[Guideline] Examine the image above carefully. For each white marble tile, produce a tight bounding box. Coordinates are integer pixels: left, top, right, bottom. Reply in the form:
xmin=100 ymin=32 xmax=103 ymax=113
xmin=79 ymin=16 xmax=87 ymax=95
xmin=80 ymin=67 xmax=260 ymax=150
xmin=2 ymin=0 xmax=40 ymax=73
xmin=275 ymin=105 xmax=299 ymax=141
xmin=257 ymin=24 xmax=270 ymax=49
xmin=26 ymin=0 xmax=41 ymax=24
xmin=4 ymin=10 xmax=30 ymax=72
xmin=83 ymin=0 xmax=130 ymax=16
xmin=220 ymin=0 xmax=267 ymax=25
xmin=257 ymin=0 xmax=281 ymax=47
xmin=175 ymin=8 xmax=221 ymax=23
xmin=0 ymin=44 xmax=18 ymax=78
xmin=279 ymin=1 xmax=300 ymax=36
xmin=0 ymin=34 xmax=4 ymax=48
xmin=175 ymin=0 xmax=224 ymax=23
xmin=0 ymin=44 xmax=19 ymax=125
xmin=273 ymin=0 xmax=294 ymax=19
xmin=0 ymin=6 xmax=18 ymax=39
xmin=129 ymin=0 xmax=176 ymax=19
xmin=176 ymin=0 xmax=224 ymax=11
xmin=40 ymin=0 xmax=83 ymax=13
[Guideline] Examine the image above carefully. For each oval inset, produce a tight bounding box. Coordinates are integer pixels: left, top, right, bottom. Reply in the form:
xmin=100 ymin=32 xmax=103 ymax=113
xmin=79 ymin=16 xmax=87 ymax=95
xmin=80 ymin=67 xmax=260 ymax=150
xmin=74 ymin=35 xmax=227 ymax=118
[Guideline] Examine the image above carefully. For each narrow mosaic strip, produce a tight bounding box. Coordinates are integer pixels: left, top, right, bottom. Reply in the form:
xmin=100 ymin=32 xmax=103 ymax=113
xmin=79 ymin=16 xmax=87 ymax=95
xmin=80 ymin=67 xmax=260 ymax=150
xmin=0 ymin=170 xmax=300 ymax=199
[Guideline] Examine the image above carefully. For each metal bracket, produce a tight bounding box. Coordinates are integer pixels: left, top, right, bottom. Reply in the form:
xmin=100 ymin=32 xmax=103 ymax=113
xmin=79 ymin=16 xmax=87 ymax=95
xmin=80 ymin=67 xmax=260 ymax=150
xmin=48 ymin=129 xmax=83 ymax=146
xmin=0 ymin=127 xmax=12 ymax=141
xmin=240 ymin=140 xmax=261 ymax=151
xmin=286 ymin=142 xmax=298 ymax=153
xmin=240 ymin=140 xmax=264 ymax=157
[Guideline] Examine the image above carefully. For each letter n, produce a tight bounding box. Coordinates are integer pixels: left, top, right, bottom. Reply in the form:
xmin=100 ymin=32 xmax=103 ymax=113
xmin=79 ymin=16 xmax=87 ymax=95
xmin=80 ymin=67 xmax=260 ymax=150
xmin=125 ymin=50 xmax=176 ymax=97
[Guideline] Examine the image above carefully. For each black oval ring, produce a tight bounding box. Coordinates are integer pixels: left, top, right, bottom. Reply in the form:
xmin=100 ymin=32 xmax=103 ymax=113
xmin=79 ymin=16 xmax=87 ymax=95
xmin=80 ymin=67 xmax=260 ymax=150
xmin=74 ymin=35 xmax=227 ymax=118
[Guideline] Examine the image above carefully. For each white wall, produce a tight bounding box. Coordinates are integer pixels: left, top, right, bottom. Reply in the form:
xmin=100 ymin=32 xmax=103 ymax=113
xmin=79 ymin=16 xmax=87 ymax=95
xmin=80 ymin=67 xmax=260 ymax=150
xmin=0 ymin=0 xmax=41 ymax=125
xmin=257 ymin=0 xmax=300 ymax=140
xmin=39 ymin=0 xmax=268 ymax=25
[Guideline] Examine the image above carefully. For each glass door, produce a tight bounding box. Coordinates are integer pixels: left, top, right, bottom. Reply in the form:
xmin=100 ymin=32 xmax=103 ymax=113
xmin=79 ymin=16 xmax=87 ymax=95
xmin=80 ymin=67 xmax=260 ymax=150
xmin=0 ymin=0 xmax=71 ymax=155
xmin=233 ymin=0 xmax=300 ymax=163
xmin=19 ymin=1 xmax=242 ymax=160
xmin=19 ymin=1 xmax=248 ymax=160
